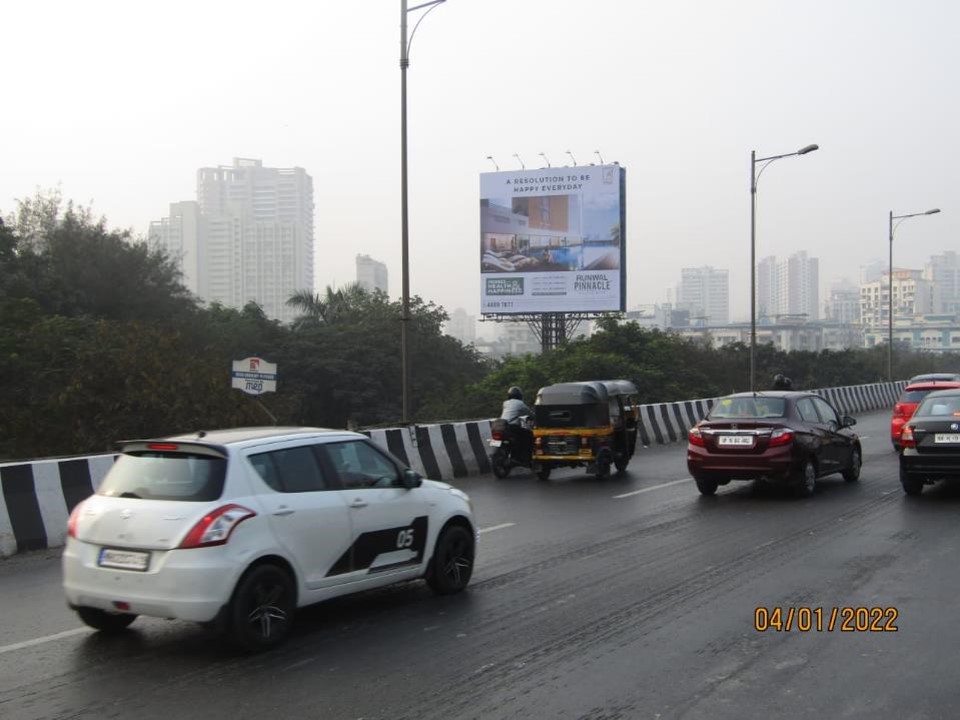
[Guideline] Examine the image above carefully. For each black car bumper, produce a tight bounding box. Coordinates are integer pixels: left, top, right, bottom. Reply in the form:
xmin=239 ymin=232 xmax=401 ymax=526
xmin=900 ymin=450 xmax=960 ymax=479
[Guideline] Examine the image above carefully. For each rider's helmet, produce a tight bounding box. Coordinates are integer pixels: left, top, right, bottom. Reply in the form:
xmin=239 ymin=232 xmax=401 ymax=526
xmin=507 ymin=386 xmax=523 ymax=400
xmin=773 ymin=374 xmax=793 ymax=390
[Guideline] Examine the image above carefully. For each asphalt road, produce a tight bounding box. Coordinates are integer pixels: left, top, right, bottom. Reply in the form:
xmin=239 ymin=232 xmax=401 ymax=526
xmin=3 ymin=410 xmax=959 ymax=720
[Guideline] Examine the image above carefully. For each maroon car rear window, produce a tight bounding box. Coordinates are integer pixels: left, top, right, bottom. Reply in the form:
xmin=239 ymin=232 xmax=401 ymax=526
xmin=709 ymin=397 xmax=786 ymax=419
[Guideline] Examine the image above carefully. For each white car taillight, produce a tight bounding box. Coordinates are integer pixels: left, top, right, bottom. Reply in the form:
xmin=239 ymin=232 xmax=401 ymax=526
xmin=179 ymin=504 xmax=256 ymax=549
xmin=67 ymin=501 xmax=85 ymax=539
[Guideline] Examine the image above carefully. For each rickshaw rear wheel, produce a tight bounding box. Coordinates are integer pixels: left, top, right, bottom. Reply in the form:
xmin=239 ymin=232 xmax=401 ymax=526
xmin=596 ymin=458 xmax=612 ymax=479
xmin=614 ymin=457 xmax=629 ymax=474
xmin=536 ymin=465 xmax=551 ymax=481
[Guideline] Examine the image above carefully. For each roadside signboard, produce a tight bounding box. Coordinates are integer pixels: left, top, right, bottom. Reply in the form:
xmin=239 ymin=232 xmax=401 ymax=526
xmin=231 ymin=357 xmax=277 ymax=396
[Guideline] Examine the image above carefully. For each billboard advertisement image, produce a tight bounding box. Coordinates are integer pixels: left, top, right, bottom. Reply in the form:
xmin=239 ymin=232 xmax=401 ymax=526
xmin=480 ymin=164 xmax=625 ymax=314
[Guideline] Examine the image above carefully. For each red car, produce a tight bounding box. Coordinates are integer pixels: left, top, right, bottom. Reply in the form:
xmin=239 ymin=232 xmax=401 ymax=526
xmin=687 ymin=391 xmax=861 ymax=497
xmin=890 ymin=382 xmax=960 ymax=451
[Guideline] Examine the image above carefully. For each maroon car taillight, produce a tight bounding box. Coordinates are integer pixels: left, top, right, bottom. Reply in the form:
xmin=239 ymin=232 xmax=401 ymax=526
xmin=900 ymin=426 xmax=916 ymax=449
xmin=768 ymin=428 xmax=794 ymax=447
xmin=688 ymin=426 xmax=706 ymax=447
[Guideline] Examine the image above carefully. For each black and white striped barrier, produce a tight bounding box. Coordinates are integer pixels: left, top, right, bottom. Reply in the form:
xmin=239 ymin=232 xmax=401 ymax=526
xmin=632 ymin=381 xmax=907 ymax=449
xmin=0 ymin=381 xmax=908 ymax=557
xmin=0 ymin=422 xmax=496 ymax=558
xmin=0 ymin=455 xmax=116 ymax=558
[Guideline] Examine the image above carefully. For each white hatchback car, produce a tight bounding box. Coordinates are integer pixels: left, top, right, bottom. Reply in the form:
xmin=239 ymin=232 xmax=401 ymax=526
xmin=63 ymin=427 xmax=476 ymax=650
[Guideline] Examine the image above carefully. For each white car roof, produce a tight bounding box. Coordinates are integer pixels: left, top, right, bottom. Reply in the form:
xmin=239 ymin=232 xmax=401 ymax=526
xmin=156 ymin=427 xmax=366 ymax=452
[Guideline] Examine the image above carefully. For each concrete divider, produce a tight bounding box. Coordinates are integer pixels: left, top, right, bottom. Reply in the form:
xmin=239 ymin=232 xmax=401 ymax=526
xmin=0 ymin=381 xmax=907 ymax=558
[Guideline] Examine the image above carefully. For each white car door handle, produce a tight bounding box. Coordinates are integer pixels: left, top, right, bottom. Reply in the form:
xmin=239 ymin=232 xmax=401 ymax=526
xmin=349 ymin=499 xmax=368 ymax=508
xmin=273 ymin=508 xmax=295 ymax=516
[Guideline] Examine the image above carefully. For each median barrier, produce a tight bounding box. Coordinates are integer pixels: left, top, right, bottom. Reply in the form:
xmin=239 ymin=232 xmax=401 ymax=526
xmin=0 ymin=380 xmax=907 ymax=558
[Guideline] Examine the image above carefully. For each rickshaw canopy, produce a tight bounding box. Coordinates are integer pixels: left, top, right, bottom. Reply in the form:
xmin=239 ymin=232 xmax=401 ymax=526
xmin=535 ymin=380 xmax=637 ymax=406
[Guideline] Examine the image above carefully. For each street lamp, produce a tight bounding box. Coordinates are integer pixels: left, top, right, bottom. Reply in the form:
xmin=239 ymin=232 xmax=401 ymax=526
xmin=888 ymin=207 xmax=940 ymax=381
xmin=400 ymin=0 xmax=446 ymax=424
xmin=749 ymin=143 xmax=819 ymax=393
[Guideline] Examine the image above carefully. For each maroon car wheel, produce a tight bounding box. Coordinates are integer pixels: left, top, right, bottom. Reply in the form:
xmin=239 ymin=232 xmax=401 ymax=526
xmin=695 ymin=477 xmax=718 ymax=496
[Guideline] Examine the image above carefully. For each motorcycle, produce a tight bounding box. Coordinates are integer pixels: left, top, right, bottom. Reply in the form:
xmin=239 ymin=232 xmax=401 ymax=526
xmin=489 ymin=416 xmax=548 ymax=479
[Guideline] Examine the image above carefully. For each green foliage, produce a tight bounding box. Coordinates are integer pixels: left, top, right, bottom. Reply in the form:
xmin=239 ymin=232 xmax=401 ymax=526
xmin=424 ymin=320 xmax=958 ymax=422
xmin=0 ymin=195 xmax=487 ymax=459
xmin=3 ymin=192 xmax=195 ymax=323
xmin=1 ymin=190 xmax=957 ymax=461
xmin=282 ymin=287 xmax=487 ymax=427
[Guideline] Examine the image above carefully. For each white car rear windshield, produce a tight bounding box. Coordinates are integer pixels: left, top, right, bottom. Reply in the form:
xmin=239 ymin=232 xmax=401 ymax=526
xmin=98 ymin=452 xmax=227 ymax=501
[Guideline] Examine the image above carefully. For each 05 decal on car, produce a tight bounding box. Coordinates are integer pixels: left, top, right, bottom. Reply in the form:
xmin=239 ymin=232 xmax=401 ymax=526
xmin=326 ymin=516 xmax=429 ymax=576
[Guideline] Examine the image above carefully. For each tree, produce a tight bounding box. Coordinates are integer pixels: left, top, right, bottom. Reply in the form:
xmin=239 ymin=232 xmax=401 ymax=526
xmin=4 ymin=190 xmax=196 ymax=323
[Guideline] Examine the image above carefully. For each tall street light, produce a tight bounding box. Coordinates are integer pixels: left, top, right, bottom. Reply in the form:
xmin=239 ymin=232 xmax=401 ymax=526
xmin=888 ymin=207 xmax=940 ymax=381
xmin=400 ymin=0 xmax=446 ymax=424
xmin=749 ymin=143 xmax=819 ymax=393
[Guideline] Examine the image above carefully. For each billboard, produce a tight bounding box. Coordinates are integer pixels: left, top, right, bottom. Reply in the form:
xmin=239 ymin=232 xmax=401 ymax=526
xmin=480 ymin=164 xmax=625 ymax=314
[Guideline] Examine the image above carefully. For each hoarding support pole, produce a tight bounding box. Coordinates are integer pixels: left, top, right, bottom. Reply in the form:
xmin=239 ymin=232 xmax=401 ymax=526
xmin=540 ymin=312 xmax=568 ymax=353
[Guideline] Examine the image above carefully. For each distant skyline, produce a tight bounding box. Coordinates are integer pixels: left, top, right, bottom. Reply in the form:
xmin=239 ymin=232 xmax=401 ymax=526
xmin=2 ymin=0 xmax=956 ymax=322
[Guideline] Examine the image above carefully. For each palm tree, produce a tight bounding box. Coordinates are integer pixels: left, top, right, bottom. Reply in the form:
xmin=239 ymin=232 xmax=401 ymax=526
xmin=287 ymin=283 xmax=371 ymax=328
xmin=286 ymin=289 xmax=329 ymax=329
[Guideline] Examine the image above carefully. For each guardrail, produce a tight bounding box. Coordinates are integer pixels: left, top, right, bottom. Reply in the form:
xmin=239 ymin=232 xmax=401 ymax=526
xmin=0 ymin=380 xmax=906 ymax=558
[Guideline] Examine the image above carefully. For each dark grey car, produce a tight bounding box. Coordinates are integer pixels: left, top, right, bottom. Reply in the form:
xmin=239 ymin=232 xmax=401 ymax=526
xmin=899 ymin=389 xmax=960 ymax=496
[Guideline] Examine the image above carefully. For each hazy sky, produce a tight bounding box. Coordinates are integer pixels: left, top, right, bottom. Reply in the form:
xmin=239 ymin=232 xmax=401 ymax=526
xmin=3 ymin=0 xmax=957 ymax=322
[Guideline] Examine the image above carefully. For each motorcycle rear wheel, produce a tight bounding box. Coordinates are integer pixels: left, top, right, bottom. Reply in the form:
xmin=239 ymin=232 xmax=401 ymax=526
xmin=491 ymin=448 xmax=512 ymax=479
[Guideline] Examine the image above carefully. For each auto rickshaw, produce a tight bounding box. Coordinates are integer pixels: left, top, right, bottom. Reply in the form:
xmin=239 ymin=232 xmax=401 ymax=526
xmin=532 ymin=380 xmax=640 ymax=480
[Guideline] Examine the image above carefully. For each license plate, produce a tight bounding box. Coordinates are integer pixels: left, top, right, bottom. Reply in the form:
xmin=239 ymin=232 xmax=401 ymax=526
xmin=488 ymin=439 xmax=502 ymax=447
xmin=934 ymin=433 xmax=960 ymax=444
xmin=98 ymin=548 xmax=150 ymax=572
xmin=718 ymin=435 xmax=754 ymax=447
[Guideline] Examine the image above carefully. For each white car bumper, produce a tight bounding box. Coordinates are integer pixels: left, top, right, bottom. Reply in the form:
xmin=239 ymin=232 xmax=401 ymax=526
xmin=62 ymin=537 xmax=241 ymax=623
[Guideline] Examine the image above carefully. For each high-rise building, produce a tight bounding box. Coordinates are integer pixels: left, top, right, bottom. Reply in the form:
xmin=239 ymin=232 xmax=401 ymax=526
xmin=860 ymin=269 xmax=935 ymax=328
xmin=924 ymin=251 xmax=960 ymax=315
xmin=356 ymin=254 xmax=389 ymax=294
xmin=785 ymin=251 xmax=820 ymax=320
xmin=148 ymin=201 xmax=202 ymax=296
xmin=756 ymin=251 xmax=819 ymax=321
xmin=150 ymin=158 xmax=314 ymax=323
xmin=859 ymin=260 xmax=885 ymax=286
xmin=757 ymin=256 xmax=777 ymax=320
xmin=676 ymin=266 xmax=729 ymax=325
xmin=824 ymin=279 xmax=860 ymax=325
xmin=445 ymin=308 xmax=476 ymax=344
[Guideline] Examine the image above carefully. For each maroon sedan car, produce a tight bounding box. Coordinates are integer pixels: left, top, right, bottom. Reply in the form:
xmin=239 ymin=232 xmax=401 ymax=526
xmin=687 ymin=391 xmax=862 ymax=497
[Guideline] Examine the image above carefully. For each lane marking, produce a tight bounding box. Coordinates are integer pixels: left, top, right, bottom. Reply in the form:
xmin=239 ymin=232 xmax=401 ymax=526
xmin=0 ymin=627 xmax=89 ymax=655
xmin=479 ymin=523 xmax=516 ymax=534
xmin=612 ymin=478 xmax=692 ymax=499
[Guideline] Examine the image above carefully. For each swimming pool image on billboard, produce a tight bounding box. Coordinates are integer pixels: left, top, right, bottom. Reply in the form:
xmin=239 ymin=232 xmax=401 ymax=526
xmin=481 ymin=195 xmax=579 ymax=274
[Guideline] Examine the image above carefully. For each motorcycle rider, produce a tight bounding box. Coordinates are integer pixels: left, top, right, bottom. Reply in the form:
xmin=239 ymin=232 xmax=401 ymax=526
xmin=501 ymin=386 xmax=533 ymax=423
xmin=500 ymin=386 xmax=534 ymax=460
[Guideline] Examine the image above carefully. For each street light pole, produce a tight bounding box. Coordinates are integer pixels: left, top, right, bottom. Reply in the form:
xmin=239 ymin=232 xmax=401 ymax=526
xmin=749 ymin=143 xmax=819 ymax=393
xmin=400 ymin=0 xmax=446 ymax=424
xmin=887 ymin=207 xmax=941 ymax=381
